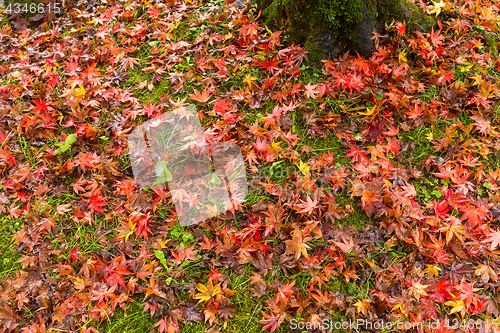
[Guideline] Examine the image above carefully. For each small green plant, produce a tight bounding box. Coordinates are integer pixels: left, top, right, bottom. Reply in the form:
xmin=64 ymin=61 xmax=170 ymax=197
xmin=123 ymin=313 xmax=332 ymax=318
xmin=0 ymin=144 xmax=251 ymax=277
xmin=54 ymin=134 xmax=77 ymax=155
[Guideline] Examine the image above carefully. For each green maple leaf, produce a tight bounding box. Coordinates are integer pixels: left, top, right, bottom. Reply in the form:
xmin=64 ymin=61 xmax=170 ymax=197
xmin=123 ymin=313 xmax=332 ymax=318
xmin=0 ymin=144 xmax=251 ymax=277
xmin=153 ymin=161 xmax=173 ymax=185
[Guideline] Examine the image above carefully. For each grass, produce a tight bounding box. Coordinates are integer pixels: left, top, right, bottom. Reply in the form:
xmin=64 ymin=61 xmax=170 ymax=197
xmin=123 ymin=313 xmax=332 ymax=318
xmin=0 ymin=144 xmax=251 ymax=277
xmin=95 ymin=300 xmax=158 ymax=333
xmin=3 ymin=1 xmax=498 ymax=332
xmin=0 ymin=216 xmax=23 ymax=279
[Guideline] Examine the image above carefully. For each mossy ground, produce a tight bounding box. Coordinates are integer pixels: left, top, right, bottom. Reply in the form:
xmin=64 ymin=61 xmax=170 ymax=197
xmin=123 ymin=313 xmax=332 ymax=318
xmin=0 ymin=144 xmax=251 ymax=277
xmin=255 ymin=0 xmax=436 ymax=62
xmin=2 ymin=0 xmax=499 ymax=331
xmin=0 ymin=216 xmax=23 ymax=279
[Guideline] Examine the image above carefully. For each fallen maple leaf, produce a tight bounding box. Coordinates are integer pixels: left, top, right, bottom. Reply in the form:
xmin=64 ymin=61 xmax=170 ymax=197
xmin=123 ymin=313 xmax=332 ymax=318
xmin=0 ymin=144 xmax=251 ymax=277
xmin=285 ymin=228 xmax=311 ymax=260
xmin=258 ymin=311 xmax=284 ymax=332
xmin=195 ymin=279 xmax=221 ymax=304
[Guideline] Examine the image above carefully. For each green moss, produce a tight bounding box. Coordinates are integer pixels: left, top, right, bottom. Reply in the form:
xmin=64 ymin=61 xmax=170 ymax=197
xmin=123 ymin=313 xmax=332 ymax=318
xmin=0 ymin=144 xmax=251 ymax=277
xmin=482 ymin=31 xmax=499 ymax=54
xmin=336 ymin=199 xmax=372 ymax=230
xmin=315 ymin=0 xmax=365 ymax=45
xmin=257 ymin=0 xmax=366 ymax=48
xmin=0 ymin=216 xmax=23 ymax=279
xmin=378 ymin=0 xmax=437 ymax=31
xmin=257 ymin=0 xmax=437 ymax=61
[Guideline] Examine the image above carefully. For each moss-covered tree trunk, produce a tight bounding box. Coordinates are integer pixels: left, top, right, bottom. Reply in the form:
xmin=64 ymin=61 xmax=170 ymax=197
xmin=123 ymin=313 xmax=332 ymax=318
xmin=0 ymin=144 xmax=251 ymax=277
xmin=254 ymin=0 xmax=436 ymax=60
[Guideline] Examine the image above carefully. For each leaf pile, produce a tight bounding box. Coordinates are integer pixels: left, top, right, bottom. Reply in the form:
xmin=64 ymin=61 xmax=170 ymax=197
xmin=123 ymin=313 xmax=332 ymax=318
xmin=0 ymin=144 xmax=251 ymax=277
xmin=1 ymin=0 xmax=500 ymax=332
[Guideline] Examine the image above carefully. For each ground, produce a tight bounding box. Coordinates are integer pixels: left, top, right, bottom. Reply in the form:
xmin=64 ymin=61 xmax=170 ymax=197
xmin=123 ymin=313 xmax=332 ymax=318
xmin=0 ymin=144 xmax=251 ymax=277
xmin=0 ymin=0 xmax=500 ymax=332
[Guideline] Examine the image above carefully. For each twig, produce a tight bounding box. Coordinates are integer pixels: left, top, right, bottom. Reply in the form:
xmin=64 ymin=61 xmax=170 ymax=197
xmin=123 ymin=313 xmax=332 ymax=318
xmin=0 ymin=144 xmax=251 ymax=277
xmin=243 ymin=303 xmax=260 ymax=331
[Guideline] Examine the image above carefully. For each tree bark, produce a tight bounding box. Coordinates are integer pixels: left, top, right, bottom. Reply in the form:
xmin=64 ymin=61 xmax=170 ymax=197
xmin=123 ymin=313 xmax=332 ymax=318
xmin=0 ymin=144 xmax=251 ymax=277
xmin=253 ymin=0 xmax=437 ymax=60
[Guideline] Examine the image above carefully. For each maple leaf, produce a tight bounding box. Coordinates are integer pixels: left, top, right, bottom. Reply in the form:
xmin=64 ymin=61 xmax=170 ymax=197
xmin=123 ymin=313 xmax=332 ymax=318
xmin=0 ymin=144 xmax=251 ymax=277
xmin=238 ymin=22 xmax=262 ymax=42
xmin=154 ymin=318 xmax=170 ymax=333
xmin=361 ymin=190 xmax=382 ymax=219
xmin=303 ymin=83 xmax=323 ymax=99
xmin=61 ymin=83 xmax=86 ymax=103
xmin=296 ymin=159 xmax=310 ymax=176
xmin=243 ymin=74 xmax=258 ymax=90
xmin=73 ymin=151 xmax=102 ymax=171
xmin=484 ymin=230 xmax=500 ymax=250
xmin=195 ymin=279 xmax=221 ymax=303
xmin=333 ymin=234 xmax=356 ymax=253
xmin=430 ymin=279 xmax=454 ymax=303
xmin=170 ymin=245 xmax=199 ymax=264
xmin=70 ymin=246 xmax=82 ymax=261
xmin=460 ymin=203 xmax=490 ymax=227
xmin=474 ymin=264 xmax=498 ymax=284
xmin=141 ymin=101 xmax=162 ymax=117
xmin=249 ymin=272 xmax=265 ymax=285
xmin=293 ymin=195 xmax=317 ymax=215
xmin=478 ymin=80 xmax=497 ymax=99
xmin=471 ymin=115 xmax=493 ymax=136
xmin=252 ymin=137 xmax=268 ymax=153
xmin=144 ymin=276 xmax=167 ymax=299
xmin=354 ymin=299 xmax=372 ymax=316
xmin=115 ymin=219 xmax=136 ymax=242
xmin=32 ymin=98 xmax=55 ymax=115
xmin=408 ymin=281 xmax=429 ymax=301
xmin=8 ymin=203 xmax=22 ymax=219
xmin=274 ymin=281 xmax=295 ymax=306
xmin=120 ymin=56 xmax=140 ymax=70
xmin=130 ymin=211 xmax=152 ymax=239
xmin=258 ymin=57 xmax=280 ymax=73
xmin=428 ymin=0 xmax=448 ymax=16
xmin=189 ymin=88 xmax=212 ymax=103
xmin=444 ymin=300 xmax=466 ymax=317
xmin=258 ymin=311 xmax=284 ymax=332
xmin=285 ymin=228 xmax=311 ymax=260
xmin=436 ymin=70 xmax=454 ymax=85
xmin=0 ymin=303 xmax=20 ymax=332
xmin=439 ymin=216 xmax=467 ymax=244
xmin=395 ymin=21 xmax=406 ymax=37
xmin=88 ymin=192 xmax=107 ymax=214
xmin=428 ymin=28 xmax=446 ymax=48
xmin=424 ymin=264 xmax=441 ymax=278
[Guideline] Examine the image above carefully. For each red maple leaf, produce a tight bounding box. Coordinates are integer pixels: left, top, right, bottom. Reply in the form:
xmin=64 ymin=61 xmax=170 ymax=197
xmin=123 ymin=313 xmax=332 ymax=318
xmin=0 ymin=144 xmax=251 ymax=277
xmin=32 ymin=98 xmax=54 ymax=115
xmin=430 ymin=278 xmax=454 ymax=303
xmin=238 ymin=22 xmax=262 ymax=42
xmin=259 ymin=311 xmax=284 ymax=332
xmin=189 ymin=88 xmax=212 ymax=103
xmin=170 ymin=245 xmax=199 ymax=264
xmin=460 ymin=203 xmax=490 ymax=227
xmin=88 ymin=193 xmax=107 ymax=214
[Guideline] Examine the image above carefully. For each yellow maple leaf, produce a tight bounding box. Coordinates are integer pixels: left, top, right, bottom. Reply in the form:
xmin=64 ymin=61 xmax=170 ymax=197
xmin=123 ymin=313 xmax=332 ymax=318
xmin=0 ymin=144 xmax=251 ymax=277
xmin=359 ymin=105 xmax=378 ymax=116
xmin=285 ymin=228 xmax=311 ymax=260
xmin=243 ymin=74 xmax=257 ymax=89
xmin=271 ymin=141 xmax=282 ymax=153
xmin=398 ymin=48 xmax=408 ymax=64
xmin=424 ymin=264 xmax=441 ymax=278
xmin=74 ymin=86 xmax=86 ymax=98
xmin=471 ymin=74 xmax=483 ymax=86
xmin=297 ymin=159 xmax=310 ymax=176
xmin=439 ymin=219 xmax=467 ymax=244
xmin=354 ymin=299 xmax=372 ymax=316
xmin=115 ymin=219 xmax=136 ymax=242
xmin=391 ymin=303 xmax=407 ymax=315
xmin=445 ymin=300 xmax=465 ymax=316
xmin=460 ymin=64 xmax=473 ymax=72
xmin=204 ymin=204 xmax=219 ymax=218
xmin=168 ymin=21 xmax=181 ymax=32
xmin=195 ymin=279 xmax=221 ymax=303
xmin=428 ymin=0 xmax=447 ymax=16
xmin=154 ymin=238 xmax=169 ymax=249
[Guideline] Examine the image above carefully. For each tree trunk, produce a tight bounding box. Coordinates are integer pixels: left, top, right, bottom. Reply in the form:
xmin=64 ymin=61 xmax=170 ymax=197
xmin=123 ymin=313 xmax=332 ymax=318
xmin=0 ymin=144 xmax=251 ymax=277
xmin=253 ymin=0 xmax=437 ymax=60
